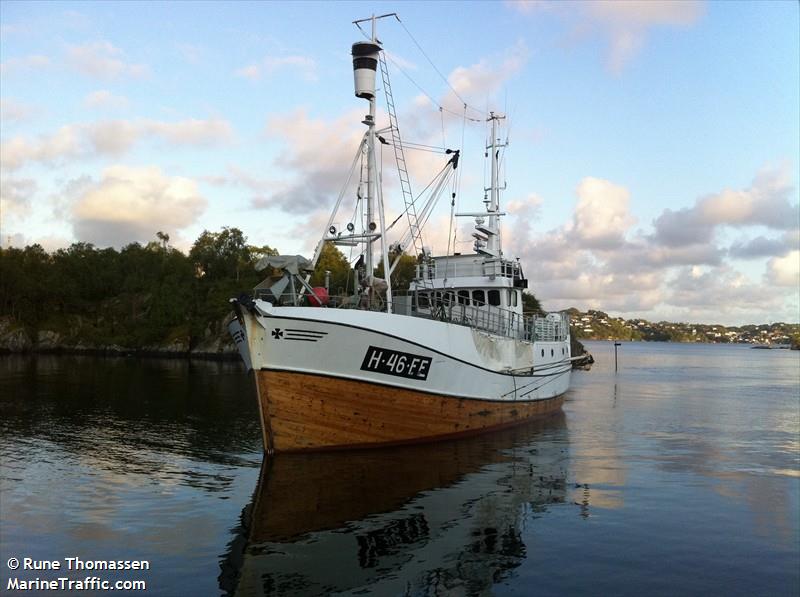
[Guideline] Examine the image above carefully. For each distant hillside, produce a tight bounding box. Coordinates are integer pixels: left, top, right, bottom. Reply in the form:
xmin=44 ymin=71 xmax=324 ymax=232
xmin=568 ymin=308 xmax=800 ymax=347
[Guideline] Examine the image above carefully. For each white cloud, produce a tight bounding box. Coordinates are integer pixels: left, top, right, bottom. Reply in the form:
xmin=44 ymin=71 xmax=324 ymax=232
xmin=0 ymin=54 xmax=50 ymax=75
xmin=667 ymin=265 xmax=787 ymax=315
xmin=567 ymin=177 xmax=636 ymax=249
xmin=501 ymin=166 xmax=798 ymax=323
xmin=0 ymin=177 xmax=36 ymax=217
xmin=72 ymin=165 xmax=207 ymax=247
xmin=261 ymin=107 xmax=365 ymax=213
xmin=67 ymin=41 xmax=149 ymax=79
xmin=653 ymin=164 xmax=798 ymax=247
xmin=144 ymin=118 xmax=233 ymax=145
xmin=235 ymin=54 xmax=317 ymax=82
xmin=0 ymin=99 xmax=36 ymax=124
xmin=1 ymin=118 xmax=234 ymax=170
xmin=1 ymin=125 xmax=83 ymax=170
xmin=586 ymin=0 xmax=704 ymax=73
xmin=85 ymin=120 xmax=141 ymax=154
xmin=506 ymin=0 xmax=704 ymax=73
xmin=443 ymin=40 xmax=528 ymax=112
xmin=83 ymin=90 xmax=129 ymax=110
xmin=766 ymin=250 xmax=800 ymax=288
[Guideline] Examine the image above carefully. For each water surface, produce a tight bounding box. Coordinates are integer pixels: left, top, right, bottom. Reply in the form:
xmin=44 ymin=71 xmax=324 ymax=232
xmin=1 ymin=343 xmax=798 ymax=595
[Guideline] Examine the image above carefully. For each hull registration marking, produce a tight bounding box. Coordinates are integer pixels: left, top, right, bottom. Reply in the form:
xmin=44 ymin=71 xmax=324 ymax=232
xmin=360 ymin=346 xmax=432 ymax=381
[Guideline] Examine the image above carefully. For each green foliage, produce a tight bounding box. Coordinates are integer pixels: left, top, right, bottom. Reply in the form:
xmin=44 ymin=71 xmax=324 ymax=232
xmin=310 ymin=242 xmax=352 ymax=294
xmin=373 ymin=253 xmax=418 ymax=293
xmin=0 ymin=229 xmax=274 ymax=349
xmin=521 ymin=291 xmax=543 ymax=315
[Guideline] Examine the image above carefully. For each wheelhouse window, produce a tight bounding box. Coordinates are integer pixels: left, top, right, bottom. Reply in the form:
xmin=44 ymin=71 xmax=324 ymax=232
xmin=509 ymin=290 xmax=518 ymax=307
xmin=473 ymin=290 xmax=485 ymax=305
xmin=488 ymin=290 xmax=500 ymax=306
xmin=417 ymin=291 xmax=429 ymax=309
xmin=457 ymin=290 xmax=470 ymax=305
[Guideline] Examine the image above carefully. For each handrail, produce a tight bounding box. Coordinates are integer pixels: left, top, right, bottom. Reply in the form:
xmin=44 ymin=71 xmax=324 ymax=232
xmin=414 ymin=258 xmax=524 ymax=281
xmin=391 ymin=290 xmax=569 ymax=342
xmin=256 ymin=287 xmax=569 ymax=342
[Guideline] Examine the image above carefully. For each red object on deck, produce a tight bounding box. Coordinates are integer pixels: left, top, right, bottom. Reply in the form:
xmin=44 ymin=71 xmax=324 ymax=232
xmin=307 ymin=287 xmax=329 ymax=307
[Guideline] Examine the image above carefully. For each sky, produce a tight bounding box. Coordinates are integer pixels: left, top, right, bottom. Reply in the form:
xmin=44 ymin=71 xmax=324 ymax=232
xmin=1 ymin=0 xmax=798 ymax=325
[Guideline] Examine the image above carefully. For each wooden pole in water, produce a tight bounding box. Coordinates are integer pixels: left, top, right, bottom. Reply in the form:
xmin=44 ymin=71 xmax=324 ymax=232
xmin=614 ymin=341 xmax=621 ymax=372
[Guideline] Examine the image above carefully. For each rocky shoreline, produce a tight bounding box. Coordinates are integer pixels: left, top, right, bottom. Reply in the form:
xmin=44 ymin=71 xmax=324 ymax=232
xmin=0 ymin=315 xmax=239 ymax=360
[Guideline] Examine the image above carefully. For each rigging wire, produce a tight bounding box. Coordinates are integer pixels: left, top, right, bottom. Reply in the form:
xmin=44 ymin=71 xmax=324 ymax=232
xmin=402 ymin=140 xmax=447 ymax=151
xmin=386 ymin=159 xmax=453 ymax=232
xmin=355 ymin=20 xmax=483 ymax=124
xmin=394 ymin=16 xmax=484 ymax=119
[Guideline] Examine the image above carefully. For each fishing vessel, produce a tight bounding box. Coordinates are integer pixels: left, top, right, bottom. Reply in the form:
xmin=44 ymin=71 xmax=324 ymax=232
xmin=230 ymin=14 xmax=574 ymax=454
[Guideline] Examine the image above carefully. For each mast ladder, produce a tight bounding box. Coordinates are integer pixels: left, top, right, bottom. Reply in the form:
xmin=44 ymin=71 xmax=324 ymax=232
xmin=379 ymin=52 xmax=425 ymax=264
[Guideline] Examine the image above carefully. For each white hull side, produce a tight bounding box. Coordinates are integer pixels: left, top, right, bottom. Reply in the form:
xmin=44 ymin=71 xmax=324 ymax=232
xmin=239 ymin=300 xmax=571 ymax=402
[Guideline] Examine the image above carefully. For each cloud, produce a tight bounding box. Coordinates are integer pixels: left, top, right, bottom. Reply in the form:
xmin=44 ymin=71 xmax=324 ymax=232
xmin=766 ymin=251 xmax=800 ymax=288
xmin=507 ymin=0 xmax=704 ymax=73
xmin=1 ymin=126 xmax=83 ymax=170
xmin=586 ymin=0 xmax=704 ymax=73
xmin=235 ymin=54 xmax=317 ymax=82
xmin=729 ymin=236 xmax=793 ymax=260
xmin=71 ymin=165 xmax=206 ymax=247
xmin=0 ymin=99 xmax=36 ymax=124
xmin=500 ymin=165 xmax=797 ymax=323
xmin=1 ymin=118 xmax=233 ymax=170
xmin=0 ymin=177 xmax=37 ymax=217
xmin=144 ymin=118 xmax=233 ymax=145
xmin=567 ymin=177 xmax=636 ymax=249
xmin=667 ymin=266 xmax=786 ymax=313
xmin=83 ymin=90 xmax=129 ymax=110
xmin=398 ymin=41 xmax=529 ymax=193
xmin=653 ymin=165 xmax=798 ymax=247
xmin=67 ymin=41 xmax=148 ymax=79
xmin=0 ymin=54 xmax=50 ymax=75
xmin=84 ymin=120 xmax=141 ymax=154
xmin=442 ymin=40 xmax=528 ymax=112
xmin=651 ymin=206 xmax=714 ymax=247
xmin=261 ymin=107 xmax=365 ymax=213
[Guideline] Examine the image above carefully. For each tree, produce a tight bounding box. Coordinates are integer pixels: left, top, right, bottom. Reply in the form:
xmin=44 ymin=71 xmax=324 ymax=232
xmin=190 ymin=227 xmax=251 ymax=281
xmin=310 ymin=242 xmax=352 ymax=295
xmin=522 ymin=291 xmax=543 ymax=315
xmin=156 ymin=231 xmax=170 ymax=249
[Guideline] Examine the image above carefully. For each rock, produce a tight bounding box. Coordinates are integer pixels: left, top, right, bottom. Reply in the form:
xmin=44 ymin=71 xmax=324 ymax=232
xmin=191 ymin=315 xmax=238 ymax=356
xmin=0 ymin=317 xmax=33 ymax=352
xmin=571 ymin=335 xmax=593 ymax=370
xmin=37 ymin=330 xmax=63 ymax=350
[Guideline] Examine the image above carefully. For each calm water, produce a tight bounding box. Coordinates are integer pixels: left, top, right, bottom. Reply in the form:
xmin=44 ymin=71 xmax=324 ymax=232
xmin=1 ymin=343 xmax=798 ymax=596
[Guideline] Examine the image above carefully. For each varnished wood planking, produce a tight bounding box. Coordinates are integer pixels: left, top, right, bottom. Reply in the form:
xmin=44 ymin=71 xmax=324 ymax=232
xmin=255 ymin=370 xmax=564 ymax=453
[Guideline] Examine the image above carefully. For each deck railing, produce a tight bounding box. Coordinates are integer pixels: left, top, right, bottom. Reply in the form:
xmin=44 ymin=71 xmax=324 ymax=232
xmin=390 ymin=291 xmax=569 ymax=342
xmin=415 ymin=259 xmax=523 ymax=281
xmin=256 ymin=287 xmax=569 ymax=343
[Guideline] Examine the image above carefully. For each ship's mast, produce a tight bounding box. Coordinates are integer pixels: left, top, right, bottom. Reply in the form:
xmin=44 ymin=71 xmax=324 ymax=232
xmin=486 ymin=111 xmax=506 ymax=256
xmin=352 ymin=13 xmax=395 ymax=311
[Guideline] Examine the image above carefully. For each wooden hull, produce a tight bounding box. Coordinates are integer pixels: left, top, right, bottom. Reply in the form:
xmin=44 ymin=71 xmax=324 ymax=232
xmin=255 ymin=369 xmax=565 ymax=453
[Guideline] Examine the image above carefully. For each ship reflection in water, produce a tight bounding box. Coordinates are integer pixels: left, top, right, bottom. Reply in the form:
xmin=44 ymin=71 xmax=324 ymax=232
xmin=220 ymin=414 xmax=569 ymax=596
